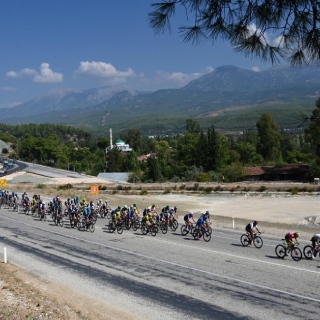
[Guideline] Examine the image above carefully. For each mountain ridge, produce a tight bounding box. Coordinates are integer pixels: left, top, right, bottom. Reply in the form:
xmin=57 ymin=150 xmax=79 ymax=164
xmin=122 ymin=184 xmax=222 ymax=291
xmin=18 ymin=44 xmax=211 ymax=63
xmin=1 ymin=64 xmax=319 ymax=134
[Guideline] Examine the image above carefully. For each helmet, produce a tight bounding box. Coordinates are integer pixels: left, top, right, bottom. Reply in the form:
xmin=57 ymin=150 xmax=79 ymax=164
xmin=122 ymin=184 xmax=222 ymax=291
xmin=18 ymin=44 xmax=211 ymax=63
xmin=205 ymin=211 xmax=210 ymax=218
xmin=190 ymin=212 xmax=194 ymax=216
xmin=295 ymin=232 xmax=300 ymax=237
xmin=253 ymin=220 xmax=258 ymax=225
xmin=100 ymin=199 xmax=102 ymax=202
xmin=133 ymin=204 xmax=136 ymax=207
xmin=117 ymin=206 xmax=121 ymax=210
xmin=124 ymin=205 xmax=128 ymax=209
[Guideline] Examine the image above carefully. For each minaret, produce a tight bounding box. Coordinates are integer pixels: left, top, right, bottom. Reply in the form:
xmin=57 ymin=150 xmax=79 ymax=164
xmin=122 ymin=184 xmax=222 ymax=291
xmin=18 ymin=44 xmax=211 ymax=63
xmin=109 ymin=127 xmax=113 ymax=149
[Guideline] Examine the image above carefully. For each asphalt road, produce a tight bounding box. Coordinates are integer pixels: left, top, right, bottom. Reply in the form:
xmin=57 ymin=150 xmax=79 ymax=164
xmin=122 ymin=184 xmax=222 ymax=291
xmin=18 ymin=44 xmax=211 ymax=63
xmin=0 ymin=206 xmax=319 ymax=320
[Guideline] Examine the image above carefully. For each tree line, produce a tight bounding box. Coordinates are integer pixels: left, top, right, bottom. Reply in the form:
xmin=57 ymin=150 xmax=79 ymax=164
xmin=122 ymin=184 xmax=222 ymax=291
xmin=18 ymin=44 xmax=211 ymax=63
xmin=1 ymin=98 xmax=320 ymax=182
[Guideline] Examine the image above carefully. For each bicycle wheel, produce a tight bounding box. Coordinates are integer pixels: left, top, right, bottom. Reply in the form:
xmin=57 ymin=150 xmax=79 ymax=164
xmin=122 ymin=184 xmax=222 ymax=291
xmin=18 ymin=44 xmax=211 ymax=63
xmin=240 ymin=234 xmax=250 ymax=246
xmin=132 ymin=222 xmax=138 ymax=231
xmin=291 ymin=247 xmax=302 ymax=261
xmin=203 ymin=231 xmax=211 ymax=242
xmin=109 ymin=224 xmax=115 ymax=233
xmin=89 ymin=224 xmax=95 ymax=233
xmin=172 ymin=220 xmax=178 ymax=231
xmin=59 ymin=218 xmax=64 ymax=227
xmin=160 ymin=224 xmax=168 ymax=234
xmin=141 ymin=225 xmax=148 ymax=235
xmin=181 ymin=225 xmax=188 ymax=236
xmin=303 ymin=245 xmax=313 ymax=259
xmin=275 ymin=245 xmax=286 ymax=258
xmin=192 ymin=228 xmax=198 ymax=239
xmin=253 ymin=236 xmax=263 ymax=249
xmin=117 ymin=225 xmax=123 ymax=234
xmin=151 ymin=226 xmax=158 ymax=236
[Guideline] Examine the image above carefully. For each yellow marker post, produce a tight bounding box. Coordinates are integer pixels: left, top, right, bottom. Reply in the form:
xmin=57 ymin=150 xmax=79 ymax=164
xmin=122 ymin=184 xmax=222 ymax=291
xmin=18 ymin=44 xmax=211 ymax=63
xmin=0 ymin=179 xmax=7 ymax=187
xmin=90 ymin=185 xmax=99 ymax=195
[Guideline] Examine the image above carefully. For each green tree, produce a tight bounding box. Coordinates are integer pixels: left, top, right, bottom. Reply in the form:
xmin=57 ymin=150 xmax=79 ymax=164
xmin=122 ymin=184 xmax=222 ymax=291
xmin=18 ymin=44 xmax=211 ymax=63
xmin=146 ymin=156 xmax=163 ymax=182
xmin=305 ymin=98 xmax=320 ymax=156
xmin=149 ymin=1 xmax=320 ymax=65
xmin=122 ymin=150 xmax=140 ymax=172
xmin=186 ymin=119 xmax=201 ymax=134
xmin=256 ymin=113 xmax=280 ymax=162
xmin=234 ymin=141 xmax=264 ymax=165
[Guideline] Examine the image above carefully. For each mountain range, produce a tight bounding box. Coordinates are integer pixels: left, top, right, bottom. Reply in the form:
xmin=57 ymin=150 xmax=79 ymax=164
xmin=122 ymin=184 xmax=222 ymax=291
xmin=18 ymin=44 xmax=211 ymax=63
xmin=1 ymin=65 xmax=319 ymax=135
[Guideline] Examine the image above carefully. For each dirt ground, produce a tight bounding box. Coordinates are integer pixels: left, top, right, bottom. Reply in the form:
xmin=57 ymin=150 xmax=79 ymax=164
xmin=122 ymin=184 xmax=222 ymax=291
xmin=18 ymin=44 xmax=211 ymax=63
xmin=1 ymin=174 xmax=320 ymax=319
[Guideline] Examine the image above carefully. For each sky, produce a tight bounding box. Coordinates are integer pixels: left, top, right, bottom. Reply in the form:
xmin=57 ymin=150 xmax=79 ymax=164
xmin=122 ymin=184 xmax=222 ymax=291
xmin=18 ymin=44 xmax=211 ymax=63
xmin=0 ymin=0 xmax=275 ymax=109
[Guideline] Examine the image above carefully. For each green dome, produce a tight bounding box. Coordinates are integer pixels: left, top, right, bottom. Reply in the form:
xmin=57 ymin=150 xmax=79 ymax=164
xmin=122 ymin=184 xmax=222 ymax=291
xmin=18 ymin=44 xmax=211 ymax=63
xmin=115 ymin=139 xmax=124 ymax=143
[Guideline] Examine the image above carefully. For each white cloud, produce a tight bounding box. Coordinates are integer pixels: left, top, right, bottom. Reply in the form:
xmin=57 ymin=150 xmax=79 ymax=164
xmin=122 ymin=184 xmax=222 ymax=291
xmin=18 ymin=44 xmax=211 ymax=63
xmin=2 ymin=86 xmax=16 ymax=91
xmin=75 ymin=61 xmax=135 ymax=85
xmin=6 ymin=68 xmax=37 ymax=78
xmin=33 ymin=63 xmax=63 ymax=83
xmin=251 ymin=67 xmax=260 ymax=72
xmin=153 ymin=66 xmax=213 ymax=87
xmin=6 ymin=63 xmax=63 ymax=83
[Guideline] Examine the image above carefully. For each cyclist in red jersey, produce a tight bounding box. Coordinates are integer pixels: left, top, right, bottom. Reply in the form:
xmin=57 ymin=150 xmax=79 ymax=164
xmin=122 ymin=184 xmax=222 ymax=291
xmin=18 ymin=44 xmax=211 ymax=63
xmin=285 ymin=232 xmax=300 ymax=250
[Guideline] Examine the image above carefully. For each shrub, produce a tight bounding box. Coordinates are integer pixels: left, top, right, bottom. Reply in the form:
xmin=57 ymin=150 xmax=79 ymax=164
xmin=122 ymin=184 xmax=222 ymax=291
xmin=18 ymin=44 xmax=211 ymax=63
xmin=163 ymin=188 xmax=171 ymax=194
xmin=215 ymin=185 xmax=222 ymax=192
xmin=204 ymin=187 xmax=213 ymax=193
xmin=179 ymin=184 xmax=186 ymax=190
xmin=193 ymin=183 xmax=199 ymax=191
xmin=57 ymin=183 xmax=73 ymax=190
xmin=117 ymin=185 xmax=123 ymax=190
xmin=290 ymin=187 xmax=299 ymax=195
xmin=112 ymin=190 xmax=118 ymax=194
xmin=36 ymin=183 xmax=46 ymax=189
xmin=258 ymin=186 xmax=267 ymax=192
xmin=140 ymin=189 xmax=148 ymax=195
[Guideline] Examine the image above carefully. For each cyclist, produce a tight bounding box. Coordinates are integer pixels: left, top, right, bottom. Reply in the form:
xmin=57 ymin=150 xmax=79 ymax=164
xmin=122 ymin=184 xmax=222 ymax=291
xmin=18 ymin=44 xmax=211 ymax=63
xmin=245 ymin=221 xmax=260 ymax=244
xmin=310 ymin=233 xmax=320 ymax=258
xmin=144 ymin=210 xmax=154 ymax=227
xmin=284 ymin=232 xmax=300 ymax=251
xmin=184 ymin=212 xmax=196 ymax=232
xmin=195 ymin=212 xmax=209 ymax=240
xmin=111 ymin=206 xmax=121 ymax=224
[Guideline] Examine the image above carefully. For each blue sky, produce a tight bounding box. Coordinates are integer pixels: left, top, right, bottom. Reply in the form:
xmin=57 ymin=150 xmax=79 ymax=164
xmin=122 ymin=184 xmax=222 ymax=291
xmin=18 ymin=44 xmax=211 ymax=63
xmin=0 ymin=0 xmax=275 ymax=109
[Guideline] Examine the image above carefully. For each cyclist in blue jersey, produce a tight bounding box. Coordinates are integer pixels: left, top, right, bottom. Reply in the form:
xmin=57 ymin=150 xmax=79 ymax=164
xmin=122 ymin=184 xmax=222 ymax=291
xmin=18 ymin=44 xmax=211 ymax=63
xmin=184 ymin=212 xmax=196 ymax=233
xmin=195 ymin=211 xmax=209 ymax=240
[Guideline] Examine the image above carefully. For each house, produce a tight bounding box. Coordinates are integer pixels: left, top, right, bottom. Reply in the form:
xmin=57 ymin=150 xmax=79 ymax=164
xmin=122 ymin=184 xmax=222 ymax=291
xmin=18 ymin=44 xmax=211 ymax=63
xmin=137 ymin=153 xmax=157 ymax=163
xmin=243 ymin=164 xmax=310 ymax=181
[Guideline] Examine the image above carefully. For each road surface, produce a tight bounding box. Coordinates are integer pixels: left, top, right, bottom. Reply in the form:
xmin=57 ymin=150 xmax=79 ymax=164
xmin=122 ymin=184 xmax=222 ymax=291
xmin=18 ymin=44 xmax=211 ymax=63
xmin=0 ymin=206 xmax=319 ymax=320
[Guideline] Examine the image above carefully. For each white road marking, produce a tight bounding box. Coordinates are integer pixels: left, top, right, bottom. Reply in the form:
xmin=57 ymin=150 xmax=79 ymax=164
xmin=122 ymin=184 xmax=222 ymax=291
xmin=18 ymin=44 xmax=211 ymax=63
xmin=0 ymin=214 xmax=318 ymax=276
xmin=1 ymin=214 xmax=319 ymax=304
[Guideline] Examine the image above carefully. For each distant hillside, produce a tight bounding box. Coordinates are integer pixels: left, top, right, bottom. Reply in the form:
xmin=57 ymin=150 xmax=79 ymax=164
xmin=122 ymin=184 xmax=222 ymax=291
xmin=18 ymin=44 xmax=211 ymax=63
xmin=1 ymin=65 xmax=319 ymax=135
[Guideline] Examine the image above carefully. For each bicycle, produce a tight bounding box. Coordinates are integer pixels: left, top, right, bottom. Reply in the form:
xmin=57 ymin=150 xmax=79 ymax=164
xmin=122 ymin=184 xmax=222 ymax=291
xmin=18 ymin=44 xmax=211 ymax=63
xmin=107 ymin=220 xmax=123 ymax=234
xmin=192 ymin=225 xmax=211 ymax=242
xmin=240 ymin=232 xmax=263 ymax=248
xmin=181 ymin=222 xmax=196 ymax=236
xmin=141 ymin=222 xmax=158 ymax=236
xmin=275 ymin=240 xmax=302 ymax=261
xmin=303 ymin=243 xmax=320 ymax=259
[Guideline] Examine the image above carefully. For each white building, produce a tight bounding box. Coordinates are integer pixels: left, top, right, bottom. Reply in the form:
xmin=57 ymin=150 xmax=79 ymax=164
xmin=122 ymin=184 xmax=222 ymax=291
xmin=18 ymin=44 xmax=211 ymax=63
xmin=106 ymin=139 xmax=132 ymax=152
